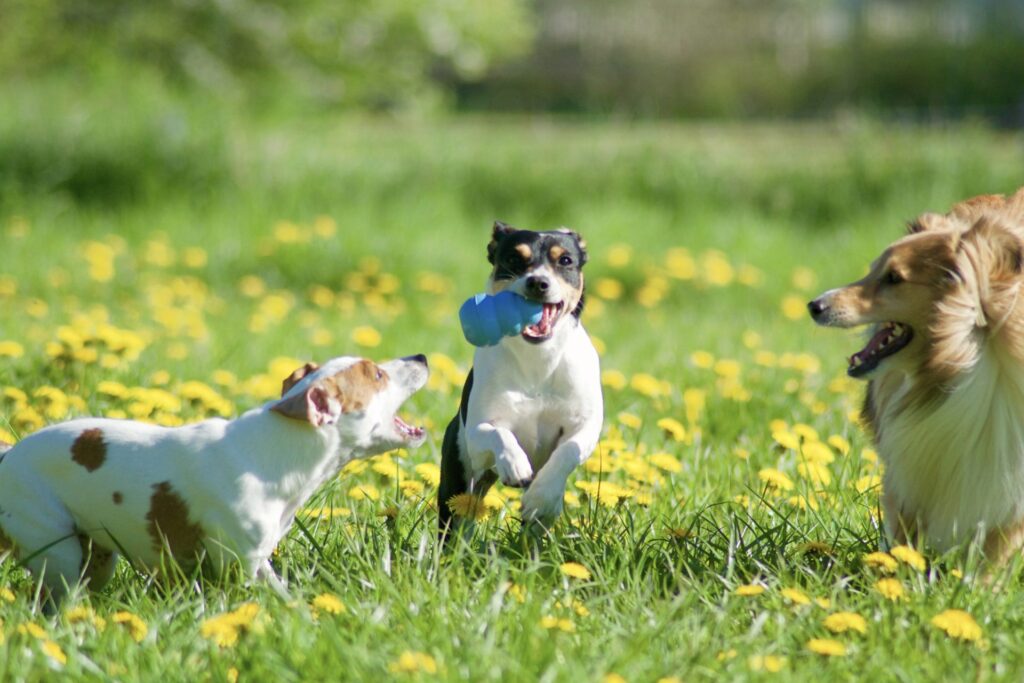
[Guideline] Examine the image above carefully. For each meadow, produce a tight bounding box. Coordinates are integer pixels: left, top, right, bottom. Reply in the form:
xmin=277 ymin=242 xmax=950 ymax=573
xmin=1 ymin=91 xmax=1024 ymax=681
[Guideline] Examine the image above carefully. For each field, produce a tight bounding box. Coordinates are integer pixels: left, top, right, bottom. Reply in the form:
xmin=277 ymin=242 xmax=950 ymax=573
xmin=2 ymin=93 xmax=1024 ymax=681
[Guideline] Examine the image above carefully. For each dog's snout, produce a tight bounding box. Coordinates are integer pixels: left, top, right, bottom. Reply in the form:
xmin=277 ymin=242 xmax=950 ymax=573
xmin=403 ymin=354 xmax=428 ymax=367
xmin=808 ymin=298 xmax=829 ymax=320
xmin=526 ymin=275 xmax=550 ymax=296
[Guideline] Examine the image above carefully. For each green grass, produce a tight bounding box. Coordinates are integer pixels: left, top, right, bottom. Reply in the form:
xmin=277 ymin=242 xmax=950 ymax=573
xmin=1 ymin=104 xmax=1024 ymax=681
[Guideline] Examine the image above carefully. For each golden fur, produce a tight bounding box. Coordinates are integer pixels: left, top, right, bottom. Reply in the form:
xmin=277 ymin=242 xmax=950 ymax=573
xmin=813 ymin=188 xmax=1024 ymax=561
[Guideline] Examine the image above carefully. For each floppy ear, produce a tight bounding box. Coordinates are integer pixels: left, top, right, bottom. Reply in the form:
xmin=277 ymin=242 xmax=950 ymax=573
xmin=271 ymin=384 xmax=339 ymax=427
xmin=557 ymin=227 xmax=588 ymax=266
xmin=281 ymin=362 xmax=320 ymax=396
xmin=487 ymin=221 xmax=517 ymax=264
xmin=906 ymin=212 xmax=945 ymax=234
xmin=963 ymin=218 xmax=1024 ymax=278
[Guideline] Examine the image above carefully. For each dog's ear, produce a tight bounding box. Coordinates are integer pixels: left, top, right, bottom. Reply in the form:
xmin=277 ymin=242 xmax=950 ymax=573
xmin=963 ymin=218 xmax=1024 ymax=277
xmin=557 ymin=227 xmax=588 ymax=266
xmin=907 ymin=212 xmax=945 ymax=234
xmin=488 ymin=221 xmax=517 ymax=264
xmin=271 ymin=383 xmax=339 ymax=427
xmin=281 ymin=362 xmax=320 ymax=397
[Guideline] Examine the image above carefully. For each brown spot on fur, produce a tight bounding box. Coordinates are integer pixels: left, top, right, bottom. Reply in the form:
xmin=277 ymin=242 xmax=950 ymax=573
xmin=281 ymin=362 xmax=320 ymax=396
xmin=146 ymin=481 xmax=205 ymax=561
xmin=112 ymin=491 xmax=123 ymax=505
xmin=320 ymin=359 xmax=389 ymax=413
xmin=983 ymin=517 xmax=1024 ymax=566
xmin=514 ymin=243 xmax=532 ymax=260
xmin=549 ymin=245 xmax=566 ymax=260
xmin=71 ymin=428 xmax=106 ymax=472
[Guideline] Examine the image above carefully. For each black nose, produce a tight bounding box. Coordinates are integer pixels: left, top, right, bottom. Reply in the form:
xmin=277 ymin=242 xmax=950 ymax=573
xmin=525 ymin=276 xmax=550 ymax=295
xmin=807 ymin=299 xmax=828 ymax=320
xmin=403 ymin=354 xmax=428 ymax=367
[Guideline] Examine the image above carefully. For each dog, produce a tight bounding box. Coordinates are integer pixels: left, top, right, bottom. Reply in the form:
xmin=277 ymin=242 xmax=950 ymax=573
xmin=809 ymin=187 xmax=1024 ymax=563
xmin=438 ymin=222 xmax=603 ymax=538
xmin=0 ymin=354 xmax=428 ymax=602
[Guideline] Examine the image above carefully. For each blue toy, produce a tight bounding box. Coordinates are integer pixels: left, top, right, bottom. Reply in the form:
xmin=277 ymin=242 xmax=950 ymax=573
xmin=459 ymin=291 xmax=544 ymax=346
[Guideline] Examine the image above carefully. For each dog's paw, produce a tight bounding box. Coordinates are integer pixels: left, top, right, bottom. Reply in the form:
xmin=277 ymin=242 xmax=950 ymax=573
xmin=495 ymin=456 xmax=534 ymax=488
xmin=520 ymin=481 xmax=564 ymax=526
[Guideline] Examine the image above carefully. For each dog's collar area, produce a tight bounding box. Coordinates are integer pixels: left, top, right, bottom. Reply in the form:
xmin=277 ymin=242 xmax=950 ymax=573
xmin=848 ymin=322 xmax=913 ymax=377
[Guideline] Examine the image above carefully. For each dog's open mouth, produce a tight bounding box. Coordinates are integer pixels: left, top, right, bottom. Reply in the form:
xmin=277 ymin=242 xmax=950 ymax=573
xmin=522 ymin=302 xmax=564 ymax=343
xmin=848 ymin=322 xmax=914 ymax=378
xmin=393 ymin=415 xmax=426 ymax=444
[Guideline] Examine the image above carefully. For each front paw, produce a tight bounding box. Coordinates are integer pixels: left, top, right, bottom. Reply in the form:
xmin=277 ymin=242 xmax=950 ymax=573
xmin=520 ymin=481 xmax=564 ymax=526
xmin=496 ymin=457 xmax=534 ymax=488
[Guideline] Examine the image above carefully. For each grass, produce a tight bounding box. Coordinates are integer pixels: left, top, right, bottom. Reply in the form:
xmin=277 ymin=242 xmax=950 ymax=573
xmin=1 ymin=96 xmax=1024 ymax=680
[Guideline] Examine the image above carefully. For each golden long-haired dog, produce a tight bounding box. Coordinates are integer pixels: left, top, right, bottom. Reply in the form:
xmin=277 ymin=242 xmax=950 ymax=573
xmin=809 ymin=187 xmax=1024 ymax=564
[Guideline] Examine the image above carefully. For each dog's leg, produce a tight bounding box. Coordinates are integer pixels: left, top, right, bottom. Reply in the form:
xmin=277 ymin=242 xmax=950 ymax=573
xmin=465 ymin=423 xmax=534 ymax=488
xmin=2 ymin=496 xmax=83 ymax=606
xmin=256 ymin=560 xmax=291 ymax=600
xmin=521 ymin=428 xmax=600 ymax=528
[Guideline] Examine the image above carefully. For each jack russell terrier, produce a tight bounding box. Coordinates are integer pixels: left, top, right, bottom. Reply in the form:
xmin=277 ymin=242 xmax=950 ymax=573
xmin=439 ymin=222 xmax=603 ymax=538
xmin=0 ymin=354 xmax=428 ymax=602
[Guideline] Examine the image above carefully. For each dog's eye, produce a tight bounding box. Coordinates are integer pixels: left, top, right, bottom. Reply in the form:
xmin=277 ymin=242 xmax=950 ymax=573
xmin=883 ymin=270 xmax=904 ymax=285
xmin=558 ymin=255 xmax=573 ymax=267
xmin=375 ymin=369 xmax=384 ymax=381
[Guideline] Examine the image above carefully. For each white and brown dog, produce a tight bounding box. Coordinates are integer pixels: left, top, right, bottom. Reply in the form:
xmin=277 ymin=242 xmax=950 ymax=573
xmin=0 ymin=354 xmax=428 ymax=602
xmin=439 ymin=222 xmax=603 ymax=538
xmin=809 ymin=188 xmax=1024 ymax=564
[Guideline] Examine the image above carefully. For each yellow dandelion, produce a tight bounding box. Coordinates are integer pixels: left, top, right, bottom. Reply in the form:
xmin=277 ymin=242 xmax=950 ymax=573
xmin=601 ymin=369 xmax=628 ymax=391
xmin=827 ymin=435 xmax=851 ymax=455
xmin=863 ymin=552 xmax=898 ymax=573
xmin=772 ymin=430 xmax=800 ymax=450
xmin=351 ymin=326 xmax=381 ymax=348
xmin=1 ymin=588 xmax=15 ymax=603
xmin=735 ymin=584 xmax=765 ymax=597
xmin=0 ymin=341 xmax=24 ymax=358
xmin=40 ymin=639 xmax=67 ymax=665
xmin=823 ymin=611 xmax=868 ymax=635
xmin=617 ymin=412 xmax=642 ymax=430
xmin=311 ymin=593 xmax=346 ymax=615
xmin=656 ymin=417 xmax=686 ymax=441
xmin=806 ymin=638 xmax=846 ymax=656
xmin=559 ymin=562 xmax=592 ymax=580
xmin=648 ymin=452 xmax=682 ymax=473
xmin=874 ymin=578 xmax=906 ymax=602
xmin=602 ymin=674 xmax=626 ymax=683
xmin=112 ymin=612 xmax=148 ymax=642
xmin=748 ymin=655 xmax=786 ymax=672
xmin=446 ymin=493 xmax=491 ymax=521
xmin=593 ymin=277 xmax=624 ymax=300
xmin=200 ymin=603 xmax=261 ymax=648
xmin=890 ymin=545 xmax=926 ymax=572
xmin=348 ymin=484 xmax=381 ymax=501
xmin=388 ymin=651 xmax=438 ymax=674
xmin=781 ymin=295 xmax=808 ymax=321
xmin=690 ymin=350 xmax=715 ymax=369
xmin=758 ymin=468 xmax=794 ymax=492
xmin=781 ymin=588 xmax=811 ymax=606
xmin=931 ymin=609 xmax=982 ymax=642
xmin=540 ymin=615 xmax=576 ymax=632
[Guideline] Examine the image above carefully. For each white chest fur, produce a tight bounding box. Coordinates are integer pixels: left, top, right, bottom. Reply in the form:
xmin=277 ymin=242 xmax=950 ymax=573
xmin=880 ymin=348 xmax=1024 ymax=550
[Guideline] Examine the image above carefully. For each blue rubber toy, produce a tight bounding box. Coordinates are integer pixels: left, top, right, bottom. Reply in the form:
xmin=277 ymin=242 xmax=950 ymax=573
xmin=459 ymin=291 xmax=544 ymax=346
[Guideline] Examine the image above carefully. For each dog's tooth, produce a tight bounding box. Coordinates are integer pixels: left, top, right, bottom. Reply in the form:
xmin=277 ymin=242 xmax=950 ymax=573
xmin=852 ymin=356 xmax=863 ymax=367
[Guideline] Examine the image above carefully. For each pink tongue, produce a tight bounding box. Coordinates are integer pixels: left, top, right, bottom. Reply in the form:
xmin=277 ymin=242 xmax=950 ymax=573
xmin=526 ymin=304 xmax=558 ymax=336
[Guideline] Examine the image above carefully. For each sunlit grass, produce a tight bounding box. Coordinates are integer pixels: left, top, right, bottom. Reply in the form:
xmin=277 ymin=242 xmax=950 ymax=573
xmin=1 ymin=113 xmax=1023 ymax=680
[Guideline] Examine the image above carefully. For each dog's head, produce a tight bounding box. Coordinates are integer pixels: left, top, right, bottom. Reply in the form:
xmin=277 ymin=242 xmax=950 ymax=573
xmin=486 ymin=221 xmax=588 ymax=344
xmin=809 ymin=190 xmax=1024 ymax=382
xmin=271 ymin=354 xmax=429 ymax=456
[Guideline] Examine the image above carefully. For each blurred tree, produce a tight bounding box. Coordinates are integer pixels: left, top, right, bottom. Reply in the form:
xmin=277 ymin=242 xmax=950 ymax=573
xmin=0 ymin=0 xmax=535 ymax=110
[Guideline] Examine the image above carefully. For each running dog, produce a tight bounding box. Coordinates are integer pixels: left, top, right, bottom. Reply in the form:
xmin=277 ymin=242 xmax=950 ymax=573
xmin=0 ymin=354 xmax=428 ymax=602
xmin=439 ymin=222 xmax=603 ymax=538
xmin=809 ymin=188 xmax=1024 ymax=563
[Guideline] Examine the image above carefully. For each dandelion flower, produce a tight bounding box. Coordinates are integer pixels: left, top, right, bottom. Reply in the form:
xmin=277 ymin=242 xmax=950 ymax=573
xmin=40 ymin=640 xmax=67 ymax=665
xmin=863 ymin=552 xmax=898 ymax=573
xmin=890 ymin=545 xmax=926 ymax=572
xmin=781 ymin=588 xmax=811 ymax=606
xmin=601 ymin=370 xmax=627 ymax=391
xmin=758 ymin=468 xmax=794 ymax=492
xmin=559 ymin=562 xmax=592 ymax=580
xmin=874 ymin=578 xmax=906 ymax=602
xmin=735 ymin=584 xmax=765 ymax=597
xmin=312 ymin=593 xmax=346 ymax=615
xmin=540 ymin=616 xmax=576 ymax=632
xmin=823 ymin=611 xmax=867 ymax=635
xmin=656 ymin=417 xmax=686 ymax=441
xmin=931 ymin=610 xmax=982 ymax=642
xmin=200 ymin=603 xmax=261 ymax=648
xmin=748 ymin=655 xmax=786 ymax=672
xmin=806 ymin=638 xmax=846 ymax=656
xmin=648 ymin=452 xmax=682 ymax=473
xmin=446 ymin=494 xmax=491 ymax=521
xmin=388 ymin=651 xmax=438 ymax=674
xmin=112 ymin=612 xmax=148 ymax=642
xmin=351 ymin=326 xmax=381 ymax=348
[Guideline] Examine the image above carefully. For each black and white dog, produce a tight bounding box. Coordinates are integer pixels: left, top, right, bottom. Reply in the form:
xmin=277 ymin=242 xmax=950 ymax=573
xmin=439 ymin=222 xmax=604 ymax=538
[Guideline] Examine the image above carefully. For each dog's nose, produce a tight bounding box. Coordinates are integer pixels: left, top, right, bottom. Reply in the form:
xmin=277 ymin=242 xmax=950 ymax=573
xmin=525 ymin=276 xmax=550 ymax=296
xmin=403 ymin=354 xmax=428 ymax=367
xmin=807 ymin=298 xmax=828 ymax=320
